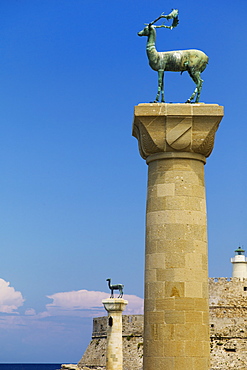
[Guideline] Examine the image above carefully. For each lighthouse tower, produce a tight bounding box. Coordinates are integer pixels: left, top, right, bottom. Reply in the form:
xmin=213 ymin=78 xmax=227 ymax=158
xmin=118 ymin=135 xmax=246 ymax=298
xmin=231 ymin=247 xmax=247 ymax=280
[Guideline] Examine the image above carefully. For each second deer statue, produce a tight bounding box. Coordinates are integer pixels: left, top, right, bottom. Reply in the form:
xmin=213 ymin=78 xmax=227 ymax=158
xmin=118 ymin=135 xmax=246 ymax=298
xmin=138 ymin=9 xmax=208 ymax=103
xmin=106 ymin=278 xmax=124 ymax=298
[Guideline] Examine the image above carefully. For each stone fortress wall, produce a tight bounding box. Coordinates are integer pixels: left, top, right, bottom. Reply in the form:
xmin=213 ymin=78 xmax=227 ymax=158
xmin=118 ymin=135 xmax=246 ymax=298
xmin=78 ymin=315 xmax=143 ymax=370
xmin=78 ymin=278 xmax=247 ymax=370
xmin=209 ymin=277 xmax=247 ymax=369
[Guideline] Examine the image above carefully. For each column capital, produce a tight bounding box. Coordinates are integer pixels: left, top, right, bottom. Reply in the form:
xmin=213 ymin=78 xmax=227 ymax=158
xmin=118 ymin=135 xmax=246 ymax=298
xmin=132 ymin=103 xmax=224 ymax=160
xmin=102 ymin=298 xmax=128 ymax=313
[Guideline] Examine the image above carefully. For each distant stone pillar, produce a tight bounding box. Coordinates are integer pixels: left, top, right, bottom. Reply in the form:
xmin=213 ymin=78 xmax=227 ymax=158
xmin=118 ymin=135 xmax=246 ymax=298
xmin=132 ymin=103 xmax=224 ymax=370
xmin=102 ymin=298 xmax=128 ymax=370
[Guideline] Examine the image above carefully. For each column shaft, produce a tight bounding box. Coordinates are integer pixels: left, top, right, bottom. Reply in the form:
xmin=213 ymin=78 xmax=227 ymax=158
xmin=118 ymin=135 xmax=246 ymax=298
xmin=102 ymin=299 xmax=128 ymax=370
xmin=144 ymin=154 xmax=209 ymax=369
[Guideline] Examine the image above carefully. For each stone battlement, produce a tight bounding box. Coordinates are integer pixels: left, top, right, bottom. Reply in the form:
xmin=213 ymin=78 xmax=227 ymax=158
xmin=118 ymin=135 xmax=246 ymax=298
xmin=209 ymin=277 xmax=247 ymax=283
xmin=209 ymin=277 xmax=247 ymax=318
xmin=92 ymin=315 xmax=144 ymax=338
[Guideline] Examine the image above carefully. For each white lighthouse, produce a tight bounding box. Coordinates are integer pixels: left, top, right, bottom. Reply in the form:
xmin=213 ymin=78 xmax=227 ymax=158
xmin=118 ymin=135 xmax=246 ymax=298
xmin=231 ymin=247 xmax=247 ymax=280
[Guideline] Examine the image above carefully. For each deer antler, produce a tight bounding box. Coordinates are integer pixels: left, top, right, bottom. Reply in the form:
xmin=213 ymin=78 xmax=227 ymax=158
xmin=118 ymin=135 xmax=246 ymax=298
xmin=164 ymin=9 xmax=179 ymax=20
xmin=148 ymin=9 xmax=179 ymax=29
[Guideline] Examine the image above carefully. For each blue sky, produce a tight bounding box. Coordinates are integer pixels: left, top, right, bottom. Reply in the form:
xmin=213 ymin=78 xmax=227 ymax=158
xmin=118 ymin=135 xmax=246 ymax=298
xmin=0 ymin=0 xmax=246 ymax=364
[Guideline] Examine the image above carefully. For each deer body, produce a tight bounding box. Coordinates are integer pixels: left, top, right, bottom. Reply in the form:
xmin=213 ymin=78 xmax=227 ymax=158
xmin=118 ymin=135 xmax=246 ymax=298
xmin=138 ymin=23 xmax=208 ymax=103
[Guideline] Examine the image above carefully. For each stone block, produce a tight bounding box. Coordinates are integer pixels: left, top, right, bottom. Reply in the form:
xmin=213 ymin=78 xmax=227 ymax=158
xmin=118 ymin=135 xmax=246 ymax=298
xmin=144 ymin=356 xmax=174 ymax=370
xmin=143 ymin=298 xmax=155 ymax=312
xmin=185 ymin=311 xmax=203 ymax=323
xmin=145 ymin=281 xmax=165 ymax=299
xmin=157 ymin=183 xmax=175 ymax=197
xmin=192 ymin=357 xmax=210 ymax=370
xmin=174 ymin=297 xmax=195 ymax=311
xmin=159 ymin=323 xmax=175 ymax=340
xmin=185 ymin=253 xmax=203 ymax=269
xmin=194 ymin=298 xmax=208 ymax=311
xmin=146 ymin=311 xmax=164 ymax=324
xmin=165 ymin=282 xmax=185 ymax=298
xmin=145 ymin=340 xmax=164 ymax=357
xmin=174 ymin=323 xmax=195 ymax=341
xmin=164 ymin=195 xmax=187 ymax=210
xmin=165 ymin=310 xmax=185 ymax=324
xmin=145 ymin=268 xmax=156 ymax=282
xmin=184 ymin=340 xmax=204 ymax=357
xmin=174 ymin=357 xmax=194 ymax=370
xmin=156 ymin=268 xmax=170 ymax=282
xmin=165 ymin=223 xmax=186 ymax=240
xmin=194 ymin=324 xmax=209 ymax=341
xmin=155 ymin=297 xmax=175 ymax=310
xmin=145 ymin=253 xmax=166 ymax=269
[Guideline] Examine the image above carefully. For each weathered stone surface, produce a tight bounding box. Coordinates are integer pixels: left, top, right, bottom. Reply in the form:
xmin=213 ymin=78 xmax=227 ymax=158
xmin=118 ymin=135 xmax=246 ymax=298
xmin=132 ymin=103 xmax=224 ymax=159
xmin=77 ymin=278 xmax=247 ymax=370
xmin=78 ymin=315 xmax=143 ymax=370
xmin=209 ymin=278 xmax=247 ymax=369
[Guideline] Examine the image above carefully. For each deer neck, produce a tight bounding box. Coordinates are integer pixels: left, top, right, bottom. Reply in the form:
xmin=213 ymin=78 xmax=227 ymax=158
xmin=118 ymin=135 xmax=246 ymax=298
xmin=146 ymin=27 xmax=159 ymax=68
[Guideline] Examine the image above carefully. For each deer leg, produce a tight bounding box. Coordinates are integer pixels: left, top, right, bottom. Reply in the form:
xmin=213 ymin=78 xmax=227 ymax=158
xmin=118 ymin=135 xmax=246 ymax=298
xmin=118 ymin=288 xmax=123 ymax=298
xmin=186 ymin=70 xmax=198 ymax=103
xmin=186 ymin=87 xmax=198 ymax=103
xmin=161 ymin=71 xmax=165 ymax=103
xmin=195 ymin=75 xmax=203 ymax=103
xmin=186 ymin=70 xmax=203 ymax=103
xmin=155 ymin=70 xmax=164 ymax=102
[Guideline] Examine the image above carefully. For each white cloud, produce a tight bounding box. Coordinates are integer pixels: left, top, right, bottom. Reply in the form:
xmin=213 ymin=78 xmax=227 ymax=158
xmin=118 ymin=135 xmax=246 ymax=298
xmin=0 ymin=283 xmax=143 ymax=335
xmin=0 ymin=278 xmax=24 ymax=313
xmin=46 ymin=289 xmax=143 ymax=317
xmin=124 ymin=294 xmax=144 ymax=315
xmin=25 ymin=308 xmax=36 ymax=316
xmin=0 ymin=279 xmax=143 ymax=320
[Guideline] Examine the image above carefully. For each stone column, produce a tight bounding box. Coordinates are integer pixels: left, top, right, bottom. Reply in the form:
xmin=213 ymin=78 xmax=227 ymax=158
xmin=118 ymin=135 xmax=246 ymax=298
xmin=132 ymin=103 xmax=224 ymax=370
xmin=102 ymin=298 xmax=128 ymax=370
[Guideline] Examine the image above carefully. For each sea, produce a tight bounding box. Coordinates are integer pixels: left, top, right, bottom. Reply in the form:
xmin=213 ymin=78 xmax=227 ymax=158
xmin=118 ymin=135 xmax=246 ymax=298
xmin=0 ymin=365 xmax=62 ymax=370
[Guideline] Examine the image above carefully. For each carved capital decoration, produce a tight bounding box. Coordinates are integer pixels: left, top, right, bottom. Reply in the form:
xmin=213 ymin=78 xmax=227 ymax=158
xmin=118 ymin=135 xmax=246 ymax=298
xmin=132 ymin=103 xmax=224 ymax=160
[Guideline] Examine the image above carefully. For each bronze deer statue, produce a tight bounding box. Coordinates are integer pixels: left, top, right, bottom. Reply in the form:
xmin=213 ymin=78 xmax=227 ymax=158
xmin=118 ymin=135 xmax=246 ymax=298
xmin=106 ymin=278 xmax=124 ymax=298
xmin=138 ymin=10 xmax=208 ymax=103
